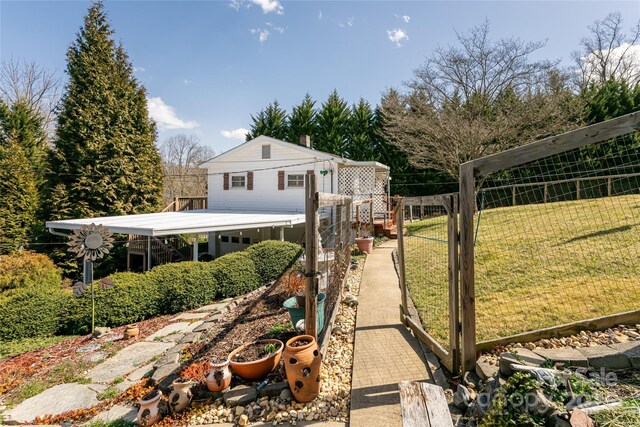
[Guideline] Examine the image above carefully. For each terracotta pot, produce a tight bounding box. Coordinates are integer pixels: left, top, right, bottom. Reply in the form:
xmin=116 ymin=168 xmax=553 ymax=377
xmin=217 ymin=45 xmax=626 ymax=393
xmin=137 ymin=389 xmax=163 ymax=426
xmin=124 ymin=325 xmax=139 ymax=339
xmin=355 ymin=237 xmax=374 ymax=254
xmin=168 ymin=378 xmax=195 ymax=413
xmin=228 ymin=339 xmax=283 ymax=381
xmin=283 ymin=335 xmax=322 ymax=403
xmin=206 ymin=360 xmax=232 ymax=392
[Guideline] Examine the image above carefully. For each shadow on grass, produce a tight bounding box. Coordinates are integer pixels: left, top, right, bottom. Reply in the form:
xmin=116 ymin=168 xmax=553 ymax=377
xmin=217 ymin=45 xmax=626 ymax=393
xmin=561 ymin=224 xmax=634 ymax=245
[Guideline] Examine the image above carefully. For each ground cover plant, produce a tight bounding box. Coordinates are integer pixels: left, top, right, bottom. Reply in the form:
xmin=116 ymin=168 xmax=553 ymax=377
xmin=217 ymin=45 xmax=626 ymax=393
xmin=404 ymin=194 xmax=640 ymax=345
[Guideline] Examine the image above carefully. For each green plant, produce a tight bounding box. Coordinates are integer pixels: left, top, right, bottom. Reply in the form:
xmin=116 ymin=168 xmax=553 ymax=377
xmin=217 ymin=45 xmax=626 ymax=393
xmin=97 ymin=385 xmax=120 ymax=400
xmin=0 ymin=285 xmax=67 ymax=341
xmin=147 ymin=262 xmax=218 ymax=314
xmin=113 ymin=376 xmax=124 ymax=384
xmin=269 ymin=322 xmax=293 ymax=335
xmin=245 ymin=240 xmax=302 ymax=283
xmin=479 ymin=372 xmax=547 ymax=427
xmin=0 ymin=335 xmax=78 ymax=360
xmin=84 ymin=420 xmax=137 ymax=427
xmin=207 ymin=252 xmax=261 ymax=298
xmin=0 ymin=251 xmax=62 ymax=291
xmin=263 ymin=343 xmax=277 ymax=354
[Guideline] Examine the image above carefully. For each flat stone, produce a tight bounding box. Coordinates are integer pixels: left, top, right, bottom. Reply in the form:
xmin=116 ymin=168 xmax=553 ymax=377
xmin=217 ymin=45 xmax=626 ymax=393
xmin=3 ymin=383 xmax=99 ymax=423
xmin=499 ymin=353 xmax=521 ymax=376
xmin=145 ymin=322 xmax=195 ymax=341
xmin=194 ymin=321 xmax=217 ymax=333
xmin=223 ymin=385 xmax=258 ymax=407
xmin=159 ymin=333 xmax=184 ymax=343
xmin=258 ymin=382 xmax=289 ymax=397
xmin=86 ymin=383 xmax=109 ymax=394
xmin=533 ymin=347 xmax=588 ymax=367
xmin=195 ymin=302 xmax=227 ymax=313
xmin=608 ymin=342 xmax=640 ymax=368
xmin=180 ymin=332 xmax=202 ymax=344
xmin=475 ymin=356 xmax=498 ymax=381
xmin=115 ymin=380 xmax=134 ymax=393
xmin=82 ymin=351 xmax=108 ymax=363
xmin=76 ymin=343 xmax=101 ymax=353
xmin=87 ymin=341 xmax=174 ymax=383
xmin=578 ymin=345 xmax=630 ymax=369
xmin=87 ymin=404 xmax=137 ymax=424
xmin=511 ymin=348 xmax=546 ymax=366
xmin=153 ymin=351 xmax=180 ymax=369
xmin=171 ymin=312 xmax=209 ymax=321
xmin=204 ymin=313 xmax=224 ymax=323
xmin=151 ymin=363 xmax=180 ymax=382
xmin=127 ymin=363 xmax=154 ymax=382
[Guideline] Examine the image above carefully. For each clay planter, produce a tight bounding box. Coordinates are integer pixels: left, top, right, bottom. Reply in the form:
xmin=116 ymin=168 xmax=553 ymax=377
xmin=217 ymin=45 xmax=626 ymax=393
xmin=168 ymin=378 xmax=195 ymax=413
xmin=124 ymin=325 xmax=139 ymax=339
xmin=137 ymin=389 xmax=163 ymax=426
xmin=206 ymin=360 xmax=232 ymax=392
xmin=283 ymin=335 xmax=322 ymax=403
xmin=355 ymin=237 xmax=374 ymax=254
xmin=228 ymin=339 xmax=284 ymax=381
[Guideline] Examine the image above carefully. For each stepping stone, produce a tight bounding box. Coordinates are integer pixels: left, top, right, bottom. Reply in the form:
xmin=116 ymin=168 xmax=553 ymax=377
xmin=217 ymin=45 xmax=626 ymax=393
xmin=223 ymin=385 xmax=258 ymax=407
xmin=195 ymin=302 xmax=227 ymax=313
xmin=180 ymin=332 xmax=202 ymax=344
xmin=76 ymin=343 xmax=101 ymax=353
xmin=160 ymin=333 xmax=184 ymax=343
xmin=609 ymin=342 xmax=640 ymax=368
xmin=127 ymin=363 xmax=154 ymax=382
xmin=258 ymin=382 xmax=289 ymax=397
xmin=153 ymin=351 xmax=180 ymax=369
xmin=578 ymin=345 xmax=630 ymax=369
xmin=511 ymin=348 xmax=546 ymax=366
xmin=194 ymin=322 xmax=216 ymax=333
xmin=205 ymin=313 xmax=224 ymax=323
xmin=83 ymin=351 xmax=108 ymax=363
xmin=152 ymin=363 xmax=180 ymax=382
xmin=171 ymin=312 xmax=209 ymax=321
xmin=533 ymin=347 xmax=588 ymax=367
xmin=3 ymin=383 xmax=99 ymax=423
xmin=86 ymin=383 xmax=109 ymax=394
xmin=87 ymin=341 xmax=174 ymax=383
xmin=88 ymin=404 xmax=137 ymax=424
xmin=475 ymin=355 xmax=499 ymax=381
xmin=145 ymin=322 xmax=195 ymax=341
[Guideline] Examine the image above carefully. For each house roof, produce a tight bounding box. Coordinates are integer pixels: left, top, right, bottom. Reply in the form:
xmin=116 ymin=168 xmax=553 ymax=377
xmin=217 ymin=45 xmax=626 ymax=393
xmin=46 ymin=209 xmax=306 ymax=237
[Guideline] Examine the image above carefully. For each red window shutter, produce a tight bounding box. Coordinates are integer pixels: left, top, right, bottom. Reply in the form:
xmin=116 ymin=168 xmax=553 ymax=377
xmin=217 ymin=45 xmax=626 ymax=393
xmin=278 ymin=171 xmax=285 ymax=190
xmin=223 ymin=173 xmax=229 ymax=190
xmin=247 ymin=172 xmax=254 ymax=190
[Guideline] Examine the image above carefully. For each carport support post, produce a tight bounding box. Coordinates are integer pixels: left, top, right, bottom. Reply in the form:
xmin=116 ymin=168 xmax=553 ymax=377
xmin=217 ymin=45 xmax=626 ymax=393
xmin=147 ymin=236 xmax=152 ymax=271
xmin=304 ymin=174 xmax=319 ymax=340
xmin=279 ymin=227 xmax=285 ymax=241
xmin=193 ymin=236 xmax=198 ymax=261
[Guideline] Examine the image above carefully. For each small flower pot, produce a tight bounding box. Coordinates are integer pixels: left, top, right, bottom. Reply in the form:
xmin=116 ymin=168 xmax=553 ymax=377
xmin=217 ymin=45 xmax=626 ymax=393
xmin=228 ymin=339 xmax=284 ymax=381
xmin=137 ymin=389 xmax=163 ymax=426
xmin=284 ymin=335 xmax=322 ymax=403
xmin=355 ymin=237 xmax=374 ymax=254
xmin=168 ymin=378 xmax=195 ymax=413
xmin=206 ymin=360 xmax=232 ymax=392
xmin=124 ymin=325 xmax=139 ymax=339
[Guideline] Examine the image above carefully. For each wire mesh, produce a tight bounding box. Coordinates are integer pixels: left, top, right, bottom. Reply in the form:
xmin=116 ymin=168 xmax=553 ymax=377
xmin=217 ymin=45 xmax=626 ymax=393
xmin=402 ymin=202 xmax=452 ymax=351
xmin=473 ymin=131 xmax=640 ymax=342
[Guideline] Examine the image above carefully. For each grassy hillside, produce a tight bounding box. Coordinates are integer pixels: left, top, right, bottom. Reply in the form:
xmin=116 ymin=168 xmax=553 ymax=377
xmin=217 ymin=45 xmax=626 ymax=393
xmin=405 ymin=194 xmax=640 ymax=346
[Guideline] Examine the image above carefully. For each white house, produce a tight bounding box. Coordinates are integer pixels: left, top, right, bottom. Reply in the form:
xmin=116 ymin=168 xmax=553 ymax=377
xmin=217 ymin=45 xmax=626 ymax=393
xmin=46 ymin=135 xmax=390 ymax=270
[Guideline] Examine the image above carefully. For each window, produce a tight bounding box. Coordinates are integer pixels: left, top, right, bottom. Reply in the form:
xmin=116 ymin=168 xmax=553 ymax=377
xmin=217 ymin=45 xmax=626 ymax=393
xmin=231 ymin=236 xmax=239 ymax=243
xmin=262 ymin=144 xmax=271 ymax=159
xmin=287 ymin=174 xmax=304 ymax=188
xmin=231 ymin=175 xmax=246 ymax=188
xmin=220 ymin=235 xmax=229 ymax=243
xmin=242 ymin=237 xmax=251 ymax=245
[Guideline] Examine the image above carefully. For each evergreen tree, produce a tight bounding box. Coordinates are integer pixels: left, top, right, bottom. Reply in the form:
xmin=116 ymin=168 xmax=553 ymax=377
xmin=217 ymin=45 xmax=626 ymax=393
xmin=315 ymin=90 xmax=350 ymax=155
xmin=582 ymin=78 xmax=638 ymax=124
xmin=48 ymin=1 xmax=162 ymax=220
xmin=287 ymin=93 xmax=317 ymax=144
xmin=346 ymin=99 xmax=377 ymax=161
xmin=246 ymin=100 xmax=288 ymax=141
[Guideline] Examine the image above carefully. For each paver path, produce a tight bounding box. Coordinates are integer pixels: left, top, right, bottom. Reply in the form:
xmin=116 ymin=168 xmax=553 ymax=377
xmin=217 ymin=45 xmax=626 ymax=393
xmin=349 ymin=241 xmax=431 ymax=427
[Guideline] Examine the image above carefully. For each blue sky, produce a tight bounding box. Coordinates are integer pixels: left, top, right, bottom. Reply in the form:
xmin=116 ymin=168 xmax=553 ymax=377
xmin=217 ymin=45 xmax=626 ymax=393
xmin=2 ymin=0 xmax=639 ymax=153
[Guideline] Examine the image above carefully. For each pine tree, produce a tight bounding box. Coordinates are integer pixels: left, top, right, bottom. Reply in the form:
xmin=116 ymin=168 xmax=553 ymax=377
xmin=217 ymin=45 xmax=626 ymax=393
xmin=246 ymin=100 xmax=288 ymax=141
xmin=287 ymin=93 xmax=317 ymax=144
xmin=48 ymin=1 xmax=162 ymax=220
xmin=346 ymin=99 xmax=377 ymax=161
xmin=315 ymin=90 xmax=350 ymax=155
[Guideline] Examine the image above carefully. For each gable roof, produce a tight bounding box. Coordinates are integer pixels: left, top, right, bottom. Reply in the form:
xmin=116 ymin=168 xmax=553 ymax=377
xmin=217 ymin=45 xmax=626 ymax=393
xmin=200 ymin=135 xmax=341 ymax=167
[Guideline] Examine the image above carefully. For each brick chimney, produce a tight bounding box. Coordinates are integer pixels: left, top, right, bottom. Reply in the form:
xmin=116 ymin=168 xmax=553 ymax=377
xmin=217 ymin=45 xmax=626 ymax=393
xmin=299 ymin=134 xmax=311 ymax=148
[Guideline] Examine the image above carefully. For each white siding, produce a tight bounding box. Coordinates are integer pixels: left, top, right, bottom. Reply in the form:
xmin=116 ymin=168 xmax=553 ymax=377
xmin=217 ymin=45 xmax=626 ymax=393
xmin=207 ymin=140 xmax=338 ymax=212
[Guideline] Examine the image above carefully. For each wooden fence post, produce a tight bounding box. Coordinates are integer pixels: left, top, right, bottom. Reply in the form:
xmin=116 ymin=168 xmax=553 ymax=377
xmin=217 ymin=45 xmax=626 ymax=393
xmin=369 ymin=194 xmax=374 ymax=236
xmin=448 ymin=194 xmax=461 ymax=374
xmin=543 ymin=184 xmax=548 ymax=204
xmin=396 ymin=200 xmax=409 ymax=318
xmin=576 ymin=180 xmax=581 ymax=200
xmin=459 ymin=163 xmax=477 ymax=372
xmin=512 ymin=186 xmax=516 ymax=206
xmin=305 ymin=174 xmax=319 ymax=340
xmin=607 ymin=177 xmax=612 ymax=197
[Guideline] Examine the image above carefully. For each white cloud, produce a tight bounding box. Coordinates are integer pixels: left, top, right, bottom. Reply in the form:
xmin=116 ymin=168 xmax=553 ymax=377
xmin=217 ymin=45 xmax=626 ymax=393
xmin=339 ymin=17 xmax=354 ymax=28
xmin=387 ymin=28 xmax=408 ymax=47
xmin=250 ymin=23 xmax=284 ymax=43
xmin=318 ymin=10 xmax=322 ymax=20
xmin=147 ymin=97 xmax=198 ymax=130
xmin=221 ymin=128 xmax=249 ymax=140
xmin=133 ymin=66 xmax=146 ymax=73
xmin=252 ymin=0 xmax=283 ymax=14
xmin=580 ymin=43 xmax=640 ymax=83
xmin=402 ymin=15 xmax=411 ymax=23
xmin=183 ymin=79 xmax=192 ymax=85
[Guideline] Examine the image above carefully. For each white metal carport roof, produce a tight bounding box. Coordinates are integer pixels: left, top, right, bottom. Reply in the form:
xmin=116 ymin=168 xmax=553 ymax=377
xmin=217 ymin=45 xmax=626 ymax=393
xmin=46 ymin=210 xmax=307 ymax=237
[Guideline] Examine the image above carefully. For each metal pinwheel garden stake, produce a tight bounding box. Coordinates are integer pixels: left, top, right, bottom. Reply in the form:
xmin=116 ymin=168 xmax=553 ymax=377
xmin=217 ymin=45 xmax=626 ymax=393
xmin=68 ymin=223 xmax=114 ymax=334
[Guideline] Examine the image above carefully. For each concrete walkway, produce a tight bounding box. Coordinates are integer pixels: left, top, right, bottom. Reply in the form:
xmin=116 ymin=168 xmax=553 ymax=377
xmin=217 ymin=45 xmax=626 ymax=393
xmin=349 ymin=241 xmax=431 ymax=427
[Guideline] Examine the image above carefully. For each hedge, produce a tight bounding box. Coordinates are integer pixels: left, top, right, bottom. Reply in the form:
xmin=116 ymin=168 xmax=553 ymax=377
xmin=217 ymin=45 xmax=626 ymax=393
xmin=62 ymin=272 xmax=160 ymax=334
xmin=0 ymin=251 xmax=62 ymax=291
xmin=245 ymin=240 xmax=302 ymax=283
xmin=207 ymin=252 xmax=261 ymax=298
xmin=147 ymin=262 xmax=219 ymax=314
xmin=0 ymin=286 xmax=66 ymax=341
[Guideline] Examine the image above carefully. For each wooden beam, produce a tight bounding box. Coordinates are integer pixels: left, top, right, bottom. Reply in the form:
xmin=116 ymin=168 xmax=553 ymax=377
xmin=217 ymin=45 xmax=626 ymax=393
xmin=317 ymin=193 xmax=352 ymax=207
xmin=352 ymin=198 xmax=373 ymax=206
xmin=448 ymin=194 xmax=460 ymax=374
xmin=401 ymin=311 xmax=451 ymax=370
xmin=399 ymin=381 xmax=453 ymax=427
xmin=305 ymin=174 xmax=319 ymax=340
xmin=459 ymin=162 xmax=476 ymax=372
xmin=396 ymin=202 xmax=409 ymax=316
xmin=469 ymin=111 xmax=640 ymax=176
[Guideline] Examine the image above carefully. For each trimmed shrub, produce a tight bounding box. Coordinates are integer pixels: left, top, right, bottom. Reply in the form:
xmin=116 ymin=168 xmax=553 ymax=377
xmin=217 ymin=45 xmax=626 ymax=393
xmin=147 ymin=261 xmax=219 ymax=314
xmin=0 ymin=286 xmax=66 ymax=341
xmin=207 ymin=253 xmax=261 ymax=298
xmin=62 ymin=272 xmax=160 ymax=334
xmin=245 ymin=240 xmax=303 ymax=284
xmin=0 ymin=251 xmax=62 ymax=291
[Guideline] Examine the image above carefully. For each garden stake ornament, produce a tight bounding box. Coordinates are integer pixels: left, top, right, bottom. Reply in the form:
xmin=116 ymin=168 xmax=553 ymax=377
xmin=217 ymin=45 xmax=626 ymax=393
xmin=67 ymin=223 xmax=114 ymax=333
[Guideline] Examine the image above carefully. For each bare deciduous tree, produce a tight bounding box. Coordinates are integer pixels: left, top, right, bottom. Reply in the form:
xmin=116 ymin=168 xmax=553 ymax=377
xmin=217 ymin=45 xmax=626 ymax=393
xmin=382 ymin=21 xmax=579 ymax=180
xmin=573 ymin=12 xmax=640 ymax=88
xmin=159 ymin=134 xmax=215 ymax=206
xmin=0 ymin=59 xmax=61 ymax=138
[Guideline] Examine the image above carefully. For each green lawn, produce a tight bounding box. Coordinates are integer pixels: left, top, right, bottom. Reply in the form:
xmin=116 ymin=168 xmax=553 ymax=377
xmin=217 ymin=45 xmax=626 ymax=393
xmin=405 ymin=194 xmax=640 ymax=346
